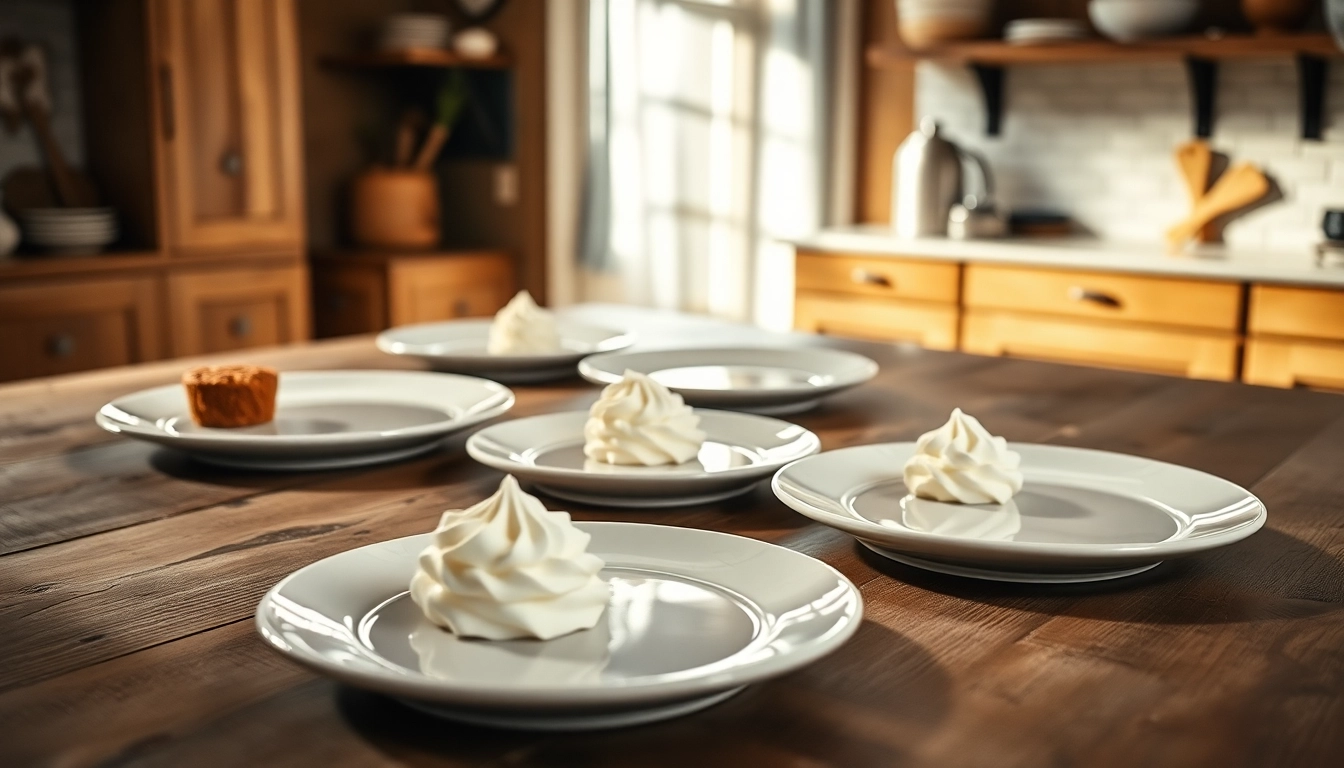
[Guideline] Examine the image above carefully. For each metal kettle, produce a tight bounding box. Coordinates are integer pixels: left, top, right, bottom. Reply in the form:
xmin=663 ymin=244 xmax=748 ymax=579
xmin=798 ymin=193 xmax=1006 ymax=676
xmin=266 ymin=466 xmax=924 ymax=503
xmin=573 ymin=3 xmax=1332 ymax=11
xmin=890 ymin=117 xmax=964 ymax=238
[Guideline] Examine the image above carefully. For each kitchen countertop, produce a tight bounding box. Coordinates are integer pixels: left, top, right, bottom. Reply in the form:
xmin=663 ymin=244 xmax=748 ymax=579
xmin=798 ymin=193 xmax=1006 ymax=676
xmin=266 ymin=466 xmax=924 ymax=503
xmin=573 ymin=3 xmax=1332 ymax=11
xmin=790 ymin=225 xmax=1344 ymax=287
xmin=3 ymin=305 xmax=1344 ymax=766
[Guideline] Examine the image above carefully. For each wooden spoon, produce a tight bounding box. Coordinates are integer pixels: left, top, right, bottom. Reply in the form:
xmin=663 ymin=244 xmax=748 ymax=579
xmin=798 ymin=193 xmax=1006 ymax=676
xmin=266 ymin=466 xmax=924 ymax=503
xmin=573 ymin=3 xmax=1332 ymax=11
xmin=1174 ymin=140 xmax=1216 ymax=242
xmin=1165 ymin=163 xmax=1269 ymax=249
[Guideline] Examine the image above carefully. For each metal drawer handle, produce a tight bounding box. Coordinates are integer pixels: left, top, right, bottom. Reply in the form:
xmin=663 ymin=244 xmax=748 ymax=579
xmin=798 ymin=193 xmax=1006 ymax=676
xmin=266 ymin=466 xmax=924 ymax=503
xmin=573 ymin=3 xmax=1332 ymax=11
xmin=229 ymin=316 xmax=253 ymax=338
xmin=221 ymin=151 xmax=243 ymax=177
xmin=46 ymin=333 xmax=75 ymax=359
xmin=851 ymin=268 xmax=893 ymax=288
xmin=1068 ymin=286 xmax=1122 ymax=309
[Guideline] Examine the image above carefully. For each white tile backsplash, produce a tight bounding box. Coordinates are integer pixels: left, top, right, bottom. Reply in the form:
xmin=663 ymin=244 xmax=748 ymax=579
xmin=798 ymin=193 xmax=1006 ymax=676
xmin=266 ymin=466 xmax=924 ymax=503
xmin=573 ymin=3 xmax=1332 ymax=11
xmin=917 ymin=59 xmax=1344 ymax=249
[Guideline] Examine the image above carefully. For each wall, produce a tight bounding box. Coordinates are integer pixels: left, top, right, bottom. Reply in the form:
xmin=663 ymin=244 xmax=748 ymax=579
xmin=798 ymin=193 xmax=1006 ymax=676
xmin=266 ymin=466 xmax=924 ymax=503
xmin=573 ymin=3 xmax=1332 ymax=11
xmin=0 ymin=0 xmax=84 ymax=191
xmin=917 ymin=59 xmax=1344 ymax=251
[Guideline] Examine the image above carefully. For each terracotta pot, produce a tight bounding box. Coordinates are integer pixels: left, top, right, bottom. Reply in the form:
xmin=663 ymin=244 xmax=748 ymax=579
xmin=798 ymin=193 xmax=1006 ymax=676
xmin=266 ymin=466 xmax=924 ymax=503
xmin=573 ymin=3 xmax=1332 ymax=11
xmin=1242 ymin=0 xmax=1313 ymax=33
xmin=350 ymin=167 xmax=440 ymax=249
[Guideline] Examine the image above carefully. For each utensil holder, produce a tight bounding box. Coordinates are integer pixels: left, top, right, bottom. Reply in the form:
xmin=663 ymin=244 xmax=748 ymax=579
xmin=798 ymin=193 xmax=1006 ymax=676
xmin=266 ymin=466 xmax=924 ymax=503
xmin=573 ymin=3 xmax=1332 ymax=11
xmin=351 ymin=167 xmax=440 ymax=249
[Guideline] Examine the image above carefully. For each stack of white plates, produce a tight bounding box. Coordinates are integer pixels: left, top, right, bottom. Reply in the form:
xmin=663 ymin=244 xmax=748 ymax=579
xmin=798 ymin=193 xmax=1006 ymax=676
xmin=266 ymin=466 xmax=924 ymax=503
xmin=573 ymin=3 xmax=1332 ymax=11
xmin=19 ymin=207 xmax=118 ymax=255
xmin=897 ymin=0 xmax=991 ymax=48
xmin=378 ymin=13 xmax=450 ymax=52
xmin=1004 ymin=18 xmax=1090 ymax=45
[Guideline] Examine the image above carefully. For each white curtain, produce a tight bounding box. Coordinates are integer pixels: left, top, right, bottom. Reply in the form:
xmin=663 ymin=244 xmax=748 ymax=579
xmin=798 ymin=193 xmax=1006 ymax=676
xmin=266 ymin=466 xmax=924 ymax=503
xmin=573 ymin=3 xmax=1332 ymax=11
xmin=579 ymin=0 xmax=833 ymax=329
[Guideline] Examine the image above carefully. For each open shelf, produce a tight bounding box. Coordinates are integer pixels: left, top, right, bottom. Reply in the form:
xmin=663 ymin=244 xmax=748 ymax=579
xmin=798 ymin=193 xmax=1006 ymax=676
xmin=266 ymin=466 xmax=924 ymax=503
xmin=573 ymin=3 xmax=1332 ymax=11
xmin=868 ymin=33 xmax=1342 ymax=67
xmin=321 ymin=49 xmax=511 ymax=71
xmin=868 ymin=33 xmax=1341 ymax=141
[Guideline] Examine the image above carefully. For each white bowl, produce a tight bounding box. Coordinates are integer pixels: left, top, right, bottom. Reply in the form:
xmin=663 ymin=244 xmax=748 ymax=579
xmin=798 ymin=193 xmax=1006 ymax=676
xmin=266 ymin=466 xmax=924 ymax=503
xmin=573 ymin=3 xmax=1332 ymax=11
xmin=1088 ymin=0 xmax=1197 ymax=43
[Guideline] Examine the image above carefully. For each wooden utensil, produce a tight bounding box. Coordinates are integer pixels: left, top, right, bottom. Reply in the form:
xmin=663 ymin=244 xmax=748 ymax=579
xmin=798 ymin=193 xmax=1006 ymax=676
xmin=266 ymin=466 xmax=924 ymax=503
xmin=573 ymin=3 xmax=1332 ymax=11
xmin=1174 ymin=140 xmax=1214 ymax=242
xmin=393 ymin=108 xmax=425 ymax=168
xmin=1165 ymin=163 xmax=1269 ymax=249
xmin=1 ymin=42 xmax=99 ymax=208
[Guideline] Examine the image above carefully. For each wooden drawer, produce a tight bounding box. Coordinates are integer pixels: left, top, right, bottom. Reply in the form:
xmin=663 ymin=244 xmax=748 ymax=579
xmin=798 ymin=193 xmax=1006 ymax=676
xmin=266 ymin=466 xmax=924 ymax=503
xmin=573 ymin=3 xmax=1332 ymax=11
xmin=795 ymin=292 xmax=958 ymax=350
xmin=964 ymin=265 xmax=1242 ymax=331
xmin=388 ymin=253 xmax=515 ymax=326
xmin=795 ymin=251 xmax=959 ymax=303
xmin=0 ymin=277 xmax=164 ymax=382
xmin=961 ymin=310 xmax=1240 ymax=381
xmin=167 ymin=263 xmax=309 ymax=356
xmin=1249 ymin=285 xmax=1344 ymax=342
xmin=313 ymin=266 xmax=387 ymax=338
xmin=1244 ymin=337 xmax=1344 ymax=390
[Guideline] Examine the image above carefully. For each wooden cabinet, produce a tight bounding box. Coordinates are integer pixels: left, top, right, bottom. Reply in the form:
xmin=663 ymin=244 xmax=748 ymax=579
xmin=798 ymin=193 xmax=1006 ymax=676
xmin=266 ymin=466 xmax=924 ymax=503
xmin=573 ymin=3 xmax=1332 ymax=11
xmin=166 ymin=264 xmax=309 ymax=356
xmin=961 ymin=311 xmax=1240 ymax=381
xmin=0 ymin=277 xmax=164 ymax=382
xmin=964 ymin=265 xmax=1242 ymax=331
xmin=1243 ymin=285 xmax=1344 ymax=389
xmin=794 ymin=250 xmax=960 ymax=350
xmin=312 ymin=251 xmax=515 ymax=337
xmin=152 ymin=0 xmax=305 ymax=254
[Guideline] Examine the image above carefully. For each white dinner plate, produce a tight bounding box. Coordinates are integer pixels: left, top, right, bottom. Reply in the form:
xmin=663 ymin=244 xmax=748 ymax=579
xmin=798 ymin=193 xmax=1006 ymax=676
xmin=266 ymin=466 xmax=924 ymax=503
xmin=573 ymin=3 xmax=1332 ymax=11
xmin=377 ymin=319 xmax=635 ymax=383
xmin=466 ymin=410 xmax=821 ymax=507
xmin=578 ymin=347 xmax=878 ymax=415
xmin=255 ymin=522 xmax=862 ymax=731
xmin=772 ymin=443 xmax=1266 ymax=583
xmin=96 ymin=370 xmax=514 ymax=471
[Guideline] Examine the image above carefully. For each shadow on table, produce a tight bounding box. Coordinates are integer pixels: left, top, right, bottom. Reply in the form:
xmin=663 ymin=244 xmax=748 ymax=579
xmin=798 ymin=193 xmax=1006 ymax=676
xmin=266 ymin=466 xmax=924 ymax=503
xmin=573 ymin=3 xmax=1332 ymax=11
xmin=855 ymin=527 xmax=1344 ymax=626
xmin=336 ymin=620 xmax=947 ymax=765
xmin=141 ymin=432 xmax=482 ymax=490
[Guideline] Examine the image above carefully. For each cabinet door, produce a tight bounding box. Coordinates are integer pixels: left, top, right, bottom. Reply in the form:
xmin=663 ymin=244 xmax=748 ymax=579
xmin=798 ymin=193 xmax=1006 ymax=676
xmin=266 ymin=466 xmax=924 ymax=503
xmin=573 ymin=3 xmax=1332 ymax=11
xmin=388 ymin=254 xmax=515 ymax=326
xmin=1244 ymin=338 xmax=1344 ymax=391
xmin=0 ymin=277 xmax=164 ymax=382
xmin=166 ymin=264 xmax=310 ymax=356
xmin=794 ymin=292 xmax=958 ymax=350
xmin=154 ymin=0 xmax=304 ymax=253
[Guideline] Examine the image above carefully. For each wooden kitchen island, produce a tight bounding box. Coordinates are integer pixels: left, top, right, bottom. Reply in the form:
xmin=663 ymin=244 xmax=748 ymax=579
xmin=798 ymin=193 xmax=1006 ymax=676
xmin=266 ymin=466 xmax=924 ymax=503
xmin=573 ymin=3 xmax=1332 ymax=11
xmin=2 ymin=306 xmax=1343 ymax=767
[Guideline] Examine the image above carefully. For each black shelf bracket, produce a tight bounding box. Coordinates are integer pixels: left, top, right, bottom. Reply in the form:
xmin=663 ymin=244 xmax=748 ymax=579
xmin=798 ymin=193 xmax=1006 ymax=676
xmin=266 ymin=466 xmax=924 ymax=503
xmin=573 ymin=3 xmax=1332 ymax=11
xmin=1185 ymin=56 xmax=1217 ymax=139
xmin=1298 ymin=54 xmax=1328 ymax=141
xmin=972 ymin=64 xmax=1005 ymax=137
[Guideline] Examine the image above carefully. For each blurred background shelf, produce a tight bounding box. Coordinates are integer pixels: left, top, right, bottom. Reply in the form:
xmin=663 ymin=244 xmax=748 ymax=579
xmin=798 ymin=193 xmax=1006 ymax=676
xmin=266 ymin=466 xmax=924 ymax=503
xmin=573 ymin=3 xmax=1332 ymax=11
xmin=320 ymin=50 xmax=512 ymax=70
xmin=868 ymin=32 xmax=1342 ymax=67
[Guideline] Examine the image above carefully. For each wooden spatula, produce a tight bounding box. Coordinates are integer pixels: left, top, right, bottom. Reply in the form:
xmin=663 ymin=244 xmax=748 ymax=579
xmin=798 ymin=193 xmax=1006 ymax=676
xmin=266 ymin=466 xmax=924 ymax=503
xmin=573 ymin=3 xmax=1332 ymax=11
xmin=1166 ymin=163 xmax=1269 ymax=249
xmin=1174 ymin=140 xmax=1215 ymax=243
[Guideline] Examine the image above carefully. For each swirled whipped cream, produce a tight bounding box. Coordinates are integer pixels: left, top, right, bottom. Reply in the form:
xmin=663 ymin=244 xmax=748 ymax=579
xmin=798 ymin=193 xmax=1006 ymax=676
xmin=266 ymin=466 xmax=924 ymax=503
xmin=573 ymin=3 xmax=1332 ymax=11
xmin=487 ymin=291 xmax=563 ymax=355
xmin=583 ymin=371 xmax=706 ymax=466
xmin=902 ymin=408 xmax=1023 ymax=505
xmin=410 ymin=475 xmax=610 ymax=640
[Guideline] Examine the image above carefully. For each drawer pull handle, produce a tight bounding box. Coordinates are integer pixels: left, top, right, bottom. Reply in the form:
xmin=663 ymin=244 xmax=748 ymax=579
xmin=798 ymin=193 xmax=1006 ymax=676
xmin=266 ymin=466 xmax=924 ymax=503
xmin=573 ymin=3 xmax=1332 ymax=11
xmin=229 ymin=316 xmax=253 ymax=338
xmin=851 ymin=268 xmax=893 ymax=288
xmin=1068 ymin=286 xmax=1122 ymax=309
xmin=46 ymin=334 xmax=75 ymax=359
xmin=453 ymin=299 xmax=471 ymax=317
xmin=221 ymin=151 xmax=243 ymax=177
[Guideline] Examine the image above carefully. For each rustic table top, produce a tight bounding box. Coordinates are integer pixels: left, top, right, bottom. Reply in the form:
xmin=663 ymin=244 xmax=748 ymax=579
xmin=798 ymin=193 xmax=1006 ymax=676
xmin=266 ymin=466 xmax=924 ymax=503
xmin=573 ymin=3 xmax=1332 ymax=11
xmin=3 ymin=306 xmax=1343 ymax=768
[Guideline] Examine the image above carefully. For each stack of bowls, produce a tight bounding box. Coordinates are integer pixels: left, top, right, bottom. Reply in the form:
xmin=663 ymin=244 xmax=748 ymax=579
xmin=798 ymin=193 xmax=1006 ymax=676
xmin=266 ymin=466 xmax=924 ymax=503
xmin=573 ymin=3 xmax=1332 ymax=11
xmin=1004 ymin=18 xmax=1090 ymax=45
xmin=1088 ymin=0 xmax=1198 ymax=43
xmin=378 ymin=13 xmax=451 ymax=52
xmin=19 ymin=208 xmax=118 ymax=255
xmin=897 ymin=0 xmax=992 ymax=49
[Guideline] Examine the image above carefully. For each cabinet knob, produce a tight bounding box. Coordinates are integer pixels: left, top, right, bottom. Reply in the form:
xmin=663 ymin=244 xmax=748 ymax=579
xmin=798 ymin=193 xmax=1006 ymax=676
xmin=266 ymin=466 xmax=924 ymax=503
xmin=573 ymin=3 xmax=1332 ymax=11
xmin=453 ymin=299 xmax=470 ymax=317
xmin=221 ymin=151 xmax=243 ymax=177
xmin=46 ymin=333 xmax=76 ymax=359
xmin=1067 ymin=286 xmax=1123 ymax=309
xmin=229 ymin=316 xmax=253 ymax=338
xmin=851 ymin=268 xmax=893 ymax=288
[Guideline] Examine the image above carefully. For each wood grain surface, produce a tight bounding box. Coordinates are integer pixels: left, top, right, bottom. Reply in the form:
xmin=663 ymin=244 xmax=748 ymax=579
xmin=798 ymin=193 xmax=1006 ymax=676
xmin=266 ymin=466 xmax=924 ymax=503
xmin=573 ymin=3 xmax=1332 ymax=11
xmin=2 ymin=306 xmax=1343 ymax=768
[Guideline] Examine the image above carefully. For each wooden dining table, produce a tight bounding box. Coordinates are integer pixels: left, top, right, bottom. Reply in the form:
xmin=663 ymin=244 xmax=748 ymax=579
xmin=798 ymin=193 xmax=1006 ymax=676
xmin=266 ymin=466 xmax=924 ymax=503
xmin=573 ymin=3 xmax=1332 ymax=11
xmin=3 ymin=304 xmax=1343 ymax=768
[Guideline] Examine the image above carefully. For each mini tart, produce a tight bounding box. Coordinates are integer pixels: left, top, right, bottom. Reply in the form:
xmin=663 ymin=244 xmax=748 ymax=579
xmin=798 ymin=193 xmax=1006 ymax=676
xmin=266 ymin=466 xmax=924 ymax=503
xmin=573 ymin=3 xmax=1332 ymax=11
xmin=182 ymin=365 xmax=279 ymax=428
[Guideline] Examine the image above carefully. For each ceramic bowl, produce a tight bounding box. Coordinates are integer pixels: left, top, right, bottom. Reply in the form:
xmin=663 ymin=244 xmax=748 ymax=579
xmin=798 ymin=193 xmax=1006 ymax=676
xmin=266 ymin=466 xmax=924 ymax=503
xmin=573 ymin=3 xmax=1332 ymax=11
xmin=1088 ymin=0 xmax=1197 ymax=43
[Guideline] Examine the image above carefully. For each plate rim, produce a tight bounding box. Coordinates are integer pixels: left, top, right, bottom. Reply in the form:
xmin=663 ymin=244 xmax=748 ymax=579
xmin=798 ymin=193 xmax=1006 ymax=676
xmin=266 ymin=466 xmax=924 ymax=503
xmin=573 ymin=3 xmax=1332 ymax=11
xmin=254 ymin=521 xmax=864 ymax=707
xmin=376 ymin=318 xmax=637 ymax=367
xmin=95 ymin=369 xmax=515 ymax=447
xmin=466 ymin=409 xmax=823 ymax=485
xmin=577 ymin=346 xmax=879 ymax=398
xmin=771 ymin=442 xmax=1267 ymax=561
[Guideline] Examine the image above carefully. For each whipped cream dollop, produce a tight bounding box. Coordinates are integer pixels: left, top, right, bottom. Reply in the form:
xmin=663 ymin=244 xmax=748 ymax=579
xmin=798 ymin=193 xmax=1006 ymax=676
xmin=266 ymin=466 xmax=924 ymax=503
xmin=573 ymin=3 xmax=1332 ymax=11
xmin=487 ymin=290 xmax=563 ymax=355
xmin=902 ymin=408 xmax=1023 ymax=505
xmin=583 ymin=370 xmax=707 ymax=466
xmin=410 ymin=475 xmax=610 ymax=640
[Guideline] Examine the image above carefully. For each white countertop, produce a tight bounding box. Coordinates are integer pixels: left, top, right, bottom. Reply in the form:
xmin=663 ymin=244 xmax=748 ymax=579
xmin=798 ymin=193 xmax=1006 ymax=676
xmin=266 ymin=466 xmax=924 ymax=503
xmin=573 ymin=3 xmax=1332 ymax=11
xmin=788 ymin=226 xmax=1344 ymax=287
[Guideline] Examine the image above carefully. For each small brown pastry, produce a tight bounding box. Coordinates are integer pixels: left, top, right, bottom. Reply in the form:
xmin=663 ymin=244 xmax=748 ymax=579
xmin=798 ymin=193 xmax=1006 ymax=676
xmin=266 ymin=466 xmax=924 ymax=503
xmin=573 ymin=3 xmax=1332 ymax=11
xmin=182 ymin=365 xmax=279 ymax=428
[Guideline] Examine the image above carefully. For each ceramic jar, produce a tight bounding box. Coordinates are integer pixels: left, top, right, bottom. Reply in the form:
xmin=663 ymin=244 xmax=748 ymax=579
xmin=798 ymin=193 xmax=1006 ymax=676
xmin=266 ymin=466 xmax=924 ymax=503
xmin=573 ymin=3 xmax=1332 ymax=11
xmin=1242 ymin=0 xmax=1313 ymax=33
